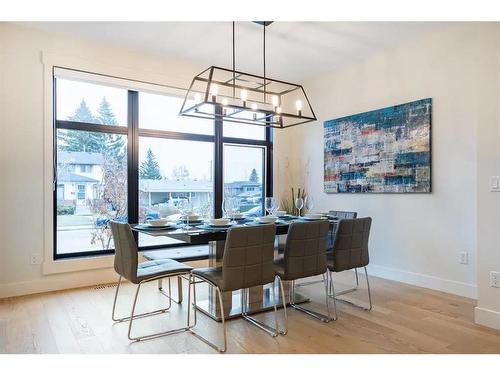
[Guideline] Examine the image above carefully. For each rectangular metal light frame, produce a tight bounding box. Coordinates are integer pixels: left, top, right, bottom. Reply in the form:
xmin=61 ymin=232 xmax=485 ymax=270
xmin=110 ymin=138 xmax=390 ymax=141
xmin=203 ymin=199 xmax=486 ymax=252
xmin=179 ymin=66 xmax=317 ymax=129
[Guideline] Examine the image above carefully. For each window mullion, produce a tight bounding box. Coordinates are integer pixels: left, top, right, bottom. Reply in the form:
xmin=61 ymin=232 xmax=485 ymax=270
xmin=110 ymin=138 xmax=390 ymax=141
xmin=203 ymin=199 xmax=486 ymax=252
xmin=127 ymin=91 xmax=139 ymax=230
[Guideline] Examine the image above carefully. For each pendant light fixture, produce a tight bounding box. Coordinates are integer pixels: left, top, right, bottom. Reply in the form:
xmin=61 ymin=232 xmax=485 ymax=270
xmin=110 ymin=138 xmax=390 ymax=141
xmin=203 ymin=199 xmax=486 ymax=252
xmin=179 ymin=22 xmax=317 ymax=129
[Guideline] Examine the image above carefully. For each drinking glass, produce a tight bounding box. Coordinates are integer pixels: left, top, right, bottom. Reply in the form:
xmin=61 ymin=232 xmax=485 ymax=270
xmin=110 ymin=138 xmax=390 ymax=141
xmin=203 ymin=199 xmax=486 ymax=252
xmin=179 ymin=200 xmax=193 ymax=230
xmin=305 ymin=196 xmax=314 ymax=213
xmin=271 ymin=198 xmax=279 ymax=216
xmin=231 ymin=197 xmax=240 ymax=221
xmin=265 ymin=197 xmax=274 ymax=216
xmin=222 ymin=198 xmax=233 ymax=219
xmin=295 ymin=198 xmax=304 ymax=217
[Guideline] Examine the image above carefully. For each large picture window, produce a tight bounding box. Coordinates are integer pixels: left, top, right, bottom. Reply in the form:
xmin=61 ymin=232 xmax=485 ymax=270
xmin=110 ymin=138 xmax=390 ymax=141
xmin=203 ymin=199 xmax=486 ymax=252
xmin=53 ymin=69 xmax=272 ymax=259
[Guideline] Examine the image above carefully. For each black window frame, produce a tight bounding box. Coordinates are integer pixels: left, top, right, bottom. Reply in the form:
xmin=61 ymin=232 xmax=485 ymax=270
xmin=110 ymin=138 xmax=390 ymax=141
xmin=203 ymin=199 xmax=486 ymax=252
xmin=53 ymin=70 xmax=273 ymax=260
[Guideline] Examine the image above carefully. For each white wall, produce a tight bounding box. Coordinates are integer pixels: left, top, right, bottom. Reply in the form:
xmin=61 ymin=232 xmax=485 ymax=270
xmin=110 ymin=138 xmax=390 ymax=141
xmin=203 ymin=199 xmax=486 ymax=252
xmin=1 ymin=22 xmax=499 ymax=331
xmin=0 ymin=23 xmax=204 ymax=296
xmin=276 ymin=24 xmax=483 ymax=298
xmin=275 ymin=23 xmax=500 ymax=329
xmin=474 ymin=25 xmax=500 ymax=330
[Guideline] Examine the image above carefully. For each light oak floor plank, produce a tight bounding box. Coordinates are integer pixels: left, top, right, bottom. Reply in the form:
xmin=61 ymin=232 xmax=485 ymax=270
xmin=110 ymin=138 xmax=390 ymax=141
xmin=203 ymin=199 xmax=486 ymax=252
xmin=1 ymin=272 xmax=499 ymax=354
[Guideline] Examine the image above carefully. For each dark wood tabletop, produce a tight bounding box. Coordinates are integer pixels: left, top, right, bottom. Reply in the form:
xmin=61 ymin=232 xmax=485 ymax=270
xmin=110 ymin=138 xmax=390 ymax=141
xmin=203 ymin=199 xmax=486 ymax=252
xmin=131 ymin=218 xmax=339 ymax=244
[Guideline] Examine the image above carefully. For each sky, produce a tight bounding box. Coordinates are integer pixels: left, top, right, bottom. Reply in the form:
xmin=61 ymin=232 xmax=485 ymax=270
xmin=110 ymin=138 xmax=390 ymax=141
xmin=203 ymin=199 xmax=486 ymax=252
xmin=57 ymin=77 xmax=266 ymax=182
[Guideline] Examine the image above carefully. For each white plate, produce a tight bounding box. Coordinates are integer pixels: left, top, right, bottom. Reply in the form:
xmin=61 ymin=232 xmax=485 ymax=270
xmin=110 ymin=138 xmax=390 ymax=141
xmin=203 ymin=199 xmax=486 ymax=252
xmin=301 ymin=216 xmax=328 ymax=221
xmin=146 ymin=222 xmax=173 ymax=228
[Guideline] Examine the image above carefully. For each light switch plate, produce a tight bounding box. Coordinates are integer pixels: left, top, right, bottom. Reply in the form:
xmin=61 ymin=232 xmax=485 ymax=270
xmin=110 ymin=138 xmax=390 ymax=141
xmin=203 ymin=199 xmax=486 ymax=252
xmin=490 ymin=271 xmax=500 ymax=288
xmin=490 ymin=176 xmax=500 ymax=192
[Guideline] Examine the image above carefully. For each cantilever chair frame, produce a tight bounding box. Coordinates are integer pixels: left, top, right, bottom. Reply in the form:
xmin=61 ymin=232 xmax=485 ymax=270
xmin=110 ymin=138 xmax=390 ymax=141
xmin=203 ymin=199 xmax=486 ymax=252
xmin=276 ymin=220 xmax=334 ymax=324
xmin=109 ymin=220 xmax=192 ymax=342
xmin=112 ymin=270 xmax=192 ymax=342
xmin=326 ymin=217 xmax=373 ymax=311
xmin=187 ymin=273 xmax=288 ymax=353
xmin=289 ymin=273 xmax=334 ymax=323
xmin=327 ymin=266 xmax=373 ymax=311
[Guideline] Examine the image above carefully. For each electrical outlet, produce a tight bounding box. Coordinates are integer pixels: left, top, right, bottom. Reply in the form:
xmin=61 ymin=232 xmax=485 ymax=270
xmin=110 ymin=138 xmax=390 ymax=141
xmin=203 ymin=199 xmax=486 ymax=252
xmin=490 ymin=271 xmax=500 ymax=288
xmin=459 ymin=251 xmax=468 ymax=264
xmin=30 ymin=254 xmax=41 ymax=265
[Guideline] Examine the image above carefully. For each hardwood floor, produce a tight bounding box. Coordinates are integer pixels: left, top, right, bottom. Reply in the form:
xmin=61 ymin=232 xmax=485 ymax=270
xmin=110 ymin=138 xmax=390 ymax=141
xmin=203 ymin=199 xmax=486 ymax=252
xmin=1 ymin=271 xmax=500 ymax=354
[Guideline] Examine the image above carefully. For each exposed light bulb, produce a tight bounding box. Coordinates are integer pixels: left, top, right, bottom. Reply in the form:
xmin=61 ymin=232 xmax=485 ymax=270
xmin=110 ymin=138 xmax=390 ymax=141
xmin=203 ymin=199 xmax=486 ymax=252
xmin=221 ymin=98 xmax=229 ymax=106
xmin=240 ymin=90 xmax=248 ymax=101
xmin=295 ymin=100 xmax=303 ymax=116
xmin=272 ymin=95 xmax=279 ymax=108
xmin=210 ymin=84 xmax=218 ymax=102
xmin=251 ymin=103 xmax=258 ymax=120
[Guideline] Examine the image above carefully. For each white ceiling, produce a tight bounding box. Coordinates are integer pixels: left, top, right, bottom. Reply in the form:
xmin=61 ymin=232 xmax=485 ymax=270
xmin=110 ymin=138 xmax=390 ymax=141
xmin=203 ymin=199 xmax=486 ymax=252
xmin=20 ymin=22 xmax=449 ymax=81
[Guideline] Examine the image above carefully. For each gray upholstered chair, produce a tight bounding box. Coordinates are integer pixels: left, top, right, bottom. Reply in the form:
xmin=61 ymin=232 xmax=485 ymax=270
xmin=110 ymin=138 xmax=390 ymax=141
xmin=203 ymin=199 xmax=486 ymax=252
xmin=274 ymin=220 xmax=333 ymax=327
xmin=328 ymin=210 xmax=358 ymax=219
xmin=143 ymin=245 xmax=209 ymax=304
xmin=327 ymin=217 xmax=373 ymax=311
xmin=109 ymin=221 xmax=193 ymax=341
xmin=187 ymin=224 xmax=285 ymax=353
xmin=326 ymin=210 xmax=357 ymax=251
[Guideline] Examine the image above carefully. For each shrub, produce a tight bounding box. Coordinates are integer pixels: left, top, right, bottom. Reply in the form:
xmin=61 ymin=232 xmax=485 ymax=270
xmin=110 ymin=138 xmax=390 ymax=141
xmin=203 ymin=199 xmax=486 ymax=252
xmin=57 ymin=204 xmax=75 ymax=215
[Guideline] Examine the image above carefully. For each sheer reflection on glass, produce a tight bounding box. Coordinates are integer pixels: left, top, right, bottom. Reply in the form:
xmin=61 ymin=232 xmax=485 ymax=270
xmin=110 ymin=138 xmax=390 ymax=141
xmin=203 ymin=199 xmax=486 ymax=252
xmin=295 ymin=198 xmax=304 ymax=217
xmin=223 ymin=144 xmax=265 ymax=217
xmin=305 ymin=196 xmax=314 ymax=213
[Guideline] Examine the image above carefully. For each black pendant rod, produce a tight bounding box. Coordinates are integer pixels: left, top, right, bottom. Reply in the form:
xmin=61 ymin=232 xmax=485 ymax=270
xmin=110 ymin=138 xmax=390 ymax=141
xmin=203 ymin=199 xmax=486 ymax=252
xmin=232 ymin=21 xmax=235 ymax=98
xmin=263 ymin=23 xmax=266 ymax=103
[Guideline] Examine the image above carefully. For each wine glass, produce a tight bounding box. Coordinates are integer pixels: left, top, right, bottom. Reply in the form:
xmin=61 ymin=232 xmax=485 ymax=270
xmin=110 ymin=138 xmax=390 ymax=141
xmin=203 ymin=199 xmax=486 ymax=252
xmin=265 ymin=197 xmax=274 ymax=216
xmin=304 ymin=196 xmax=314 ymax=214
xmin=222 ymin=197 xmax=233 ymax=218
xmin=295 ymin=197 xmax=304 ymax=217
xmin=271 ymin=198 xmax=279 ymax=216
xmin=179 ymin=200 xmax=192 ymax=230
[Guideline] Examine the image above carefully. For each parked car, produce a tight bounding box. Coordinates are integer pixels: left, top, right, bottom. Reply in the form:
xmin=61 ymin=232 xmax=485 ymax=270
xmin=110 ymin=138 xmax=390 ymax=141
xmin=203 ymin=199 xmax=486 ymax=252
xmin=95 ymin=210 xmax=160 ymax=227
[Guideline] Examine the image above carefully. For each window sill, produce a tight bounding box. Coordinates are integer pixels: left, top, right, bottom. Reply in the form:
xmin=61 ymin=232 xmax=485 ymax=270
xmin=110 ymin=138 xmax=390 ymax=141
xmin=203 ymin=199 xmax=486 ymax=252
xmin=42 ymin=253 xmax=114 ymax=275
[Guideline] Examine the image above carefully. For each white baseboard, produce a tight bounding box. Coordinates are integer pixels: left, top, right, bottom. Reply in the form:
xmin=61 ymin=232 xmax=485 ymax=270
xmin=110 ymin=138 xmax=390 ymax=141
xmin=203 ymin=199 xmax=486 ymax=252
xmin=475 ymin=306 xmax=500 ymax=330
xmin=367 ymin=264 xmax=477 ymax=299
xmin=0 ymin=268 xmax=118 ymax=299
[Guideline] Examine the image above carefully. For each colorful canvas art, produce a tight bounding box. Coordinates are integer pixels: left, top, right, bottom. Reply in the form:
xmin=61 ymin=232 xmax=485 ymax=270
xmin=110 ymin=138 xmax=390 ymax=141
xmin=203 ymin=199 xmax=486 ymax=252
xmin=324 ymin=98 xmax=432 ymax=193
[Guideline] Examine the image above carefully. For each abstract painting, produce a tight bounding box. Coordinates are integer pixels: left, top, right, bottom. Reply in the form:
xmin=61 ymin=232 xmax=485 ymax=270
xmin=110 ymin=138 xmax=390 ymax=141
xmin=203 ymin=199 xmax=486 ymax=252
xmin=324 ymin=98 xmax=431 ymax=193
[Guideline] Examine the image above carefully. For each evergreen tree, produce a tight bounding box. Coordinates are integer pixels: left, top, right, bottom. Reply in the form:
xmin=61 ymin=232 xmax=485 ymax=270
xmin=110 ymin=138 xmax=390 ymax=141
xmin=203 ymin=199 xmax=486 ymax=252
xmin=249 ymin=168 xmax=259 ymax=183
xmin=59 ymin=99 xmax=105 ymax=153
xmin=139 ymin=149 xmax=162 ymax=180
xmin=97 ymin=97 xmax=118 ymax=125
xmin=97 ymin=97 xmax=125 ymax=162
xmin=69 ymin=99 xmax=97 ymax=123
xmin=59 ymin=98 xmax=126 ymax=163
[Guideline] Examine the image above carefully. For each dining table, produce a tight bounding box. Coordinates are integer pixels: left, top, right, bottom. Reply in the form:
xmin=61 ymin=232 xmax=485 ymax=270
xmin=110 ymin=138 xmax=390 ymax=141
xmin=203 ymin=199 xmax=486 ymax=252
xmin=132 ymin=216 xmax=339 ymax=322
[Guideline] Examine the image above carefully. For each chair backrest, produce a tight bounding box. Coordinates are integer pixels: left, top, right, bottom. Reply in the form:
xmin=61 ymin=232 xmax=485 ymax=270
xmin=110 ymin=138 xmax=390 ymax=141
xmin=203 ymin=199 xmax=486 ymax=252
xmin=282 ymin=220 xmax=330 ymax=280
xmin=222 ymin=224 xmax=276 ymax=291
xmin=331 ymin=217 xmax=372 ymax=272
xmin=328 ymin=210 xmax=358 ymax=219
xmin=109 ymin=221 xmax=139 ymax=283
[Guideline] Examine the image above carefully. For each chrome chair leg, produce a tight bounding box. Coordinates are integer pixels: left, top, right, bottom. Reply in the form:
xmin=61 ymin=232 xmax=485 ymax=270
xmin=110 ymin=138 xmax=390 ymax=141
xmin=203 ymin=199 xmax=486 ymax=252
xmin=365 ymin=267 xmax=373 ymax=310
xmin=240 ymin=284 xmax=279 ymax=338
xmin=329 ymin=267 xmax=372 ymax=311
xmin=127 ymin=280 xmax=188 ymax=342
xmin=290 ymin=276 xmax=331 ymax=323
xmin=276 ymin=276 xmax=288 ymax=335
xmin=328 ymin=268 xmax=360 ymax=297
xmin=112 ymin=276 xmax=172 ymax=323
xmin=188 ymin=274 xmax=227 ymax=353
xmin=158 ymin=276 xmax=183 ymax=304
xmin=328 ymin=270 xmax=338 ymax=321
